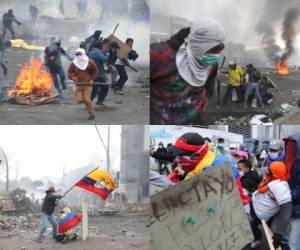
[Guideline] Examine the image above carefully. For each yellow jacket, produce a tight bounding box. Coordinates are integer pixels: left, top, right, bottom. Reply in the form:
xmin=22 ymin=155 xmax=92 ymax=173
xmin=228 ymin=65 xmax=243 ymax=87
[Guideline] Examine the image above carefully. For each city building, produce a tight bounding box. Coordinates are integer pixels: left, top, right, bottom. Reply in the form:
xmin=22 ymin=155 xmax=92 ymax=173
xmin=120 ymin=125 xmax=149 ymax=204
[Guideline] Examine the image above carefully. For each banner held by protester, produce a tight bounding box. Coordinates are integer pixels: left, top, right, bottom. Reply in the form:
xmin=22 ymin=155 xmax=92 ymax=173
xmin=150 ymin=162 xmax=253 ymax=250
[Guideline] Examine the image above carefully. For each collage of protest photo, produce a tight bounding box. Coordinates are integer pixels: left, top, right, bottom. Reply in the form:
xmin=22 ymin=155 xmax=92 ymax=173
xmin=1 ymin=0 xmax=300 ymax=250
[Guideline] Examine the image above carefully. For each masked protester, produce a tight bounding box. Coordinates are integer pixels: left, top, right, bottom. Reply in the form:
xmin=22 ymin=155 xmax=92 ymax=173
xmin=216 ymin=137 xmax=227 ymax=155
xmin=166 ymin=133 xmax=249 ymax=205
xmin=68 ymin=48 xmax=99 ymax=120
xmin=249 ymin=161 xmax=292 ymax=249
xmin=266 ymin=140 xmax=285 ymax=164
xmin=150 ymin=19 xmax=225 ymax=124
xmin=37 ymin=187 xmax=63 ymax=242
xmin=237 ymin=159 xmax=260 ymax=194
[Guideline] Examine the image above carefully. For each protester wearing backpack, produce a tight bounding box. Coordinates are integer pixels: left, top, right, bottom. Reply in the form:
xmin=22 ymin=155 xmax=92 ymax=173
xmin=244 ymin=64 xmax=264 ymax=108
xmin=283 ymin=134 xmax=300 ymax=250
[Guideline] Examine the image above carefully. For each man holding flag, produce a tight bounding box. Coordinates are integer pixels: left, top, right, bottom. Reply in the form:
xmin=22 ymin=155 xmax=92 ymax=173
xmin=37 ymin=186 xmax=63 ymax=242
xmin=37 ymin=168 xmax=116 ymax=243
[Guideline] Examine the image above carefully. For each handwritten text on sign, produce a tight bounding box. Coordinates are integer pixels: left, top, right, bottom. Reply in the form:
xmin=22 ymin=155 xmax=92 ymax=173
xmin=150 ymin=163 xmax=253 ymax=250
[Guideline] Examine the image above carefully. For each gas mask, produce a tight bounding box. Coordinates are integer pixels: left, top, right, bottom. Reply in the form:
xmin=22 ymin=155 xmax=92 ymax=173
xmin=269 ymin=152 xmax=279 ymax=160
xmin=196 ymin=54 xmax=220 ymax=66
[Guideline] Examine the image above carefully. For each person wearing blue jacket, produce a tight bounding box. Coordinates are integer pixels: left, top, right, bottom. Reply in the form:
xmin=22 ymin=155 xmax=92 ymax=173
xmin=283 ymin=134 xmax=300 ymax=250
xmin=266 ymin=140 xmax=285 ymax=165
xmin=88 ymin=41 xmax=109 ymax=109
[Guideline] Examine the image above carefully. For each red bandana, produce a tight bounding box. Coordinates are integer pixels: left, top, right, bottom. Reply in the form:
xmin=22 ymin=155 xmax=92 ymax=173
xmin=174 ymin=140 xmax=209 ymax=171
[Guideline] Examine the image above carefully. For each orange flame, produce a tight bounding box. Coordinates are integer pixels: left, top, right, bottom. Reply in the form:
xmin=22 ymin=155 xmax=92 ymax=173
xmin=8 ymin=58 xmax=55 ymax=97
xmin=276 ymin=59 xmax=289 ymax=75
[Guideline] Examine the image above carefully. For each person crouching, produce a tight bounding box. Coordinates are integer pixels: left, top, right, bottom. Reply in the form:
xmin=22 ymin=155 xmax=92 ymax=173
xmin=68 ymin=48 xmax=99 ymax=120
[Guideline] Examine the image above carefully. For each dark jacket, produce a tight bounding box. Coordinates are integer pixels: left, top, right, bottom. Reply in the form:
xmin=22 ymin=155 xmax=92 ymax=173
xmin=44 ymin=44 xmax=71 ymax=72
xmin=84 ymin=35 xmax=101 ymax=53
xmin=2 ymin=13 xmax=20 ymax=27
xmin=240 ymin=170 xmax=261 ymax=194
xmin=107 ymin=47 xmax=118 ymax=65
xmin=88 ymin=48 xmax=108 ymax=82
xmin=246 ymin=67 xmax=261 ymax=83
xmin=41 ymin=193 xmax=62 ymax=215
xmin=152 ymin=151 xmax=175 ymax=163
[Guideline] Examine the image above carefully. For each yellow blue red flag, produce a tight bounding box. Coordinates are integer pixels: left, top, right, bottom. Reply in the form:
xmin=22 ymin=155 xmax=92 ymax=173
xmin=76 ymin=169 xmax=117 ymax=200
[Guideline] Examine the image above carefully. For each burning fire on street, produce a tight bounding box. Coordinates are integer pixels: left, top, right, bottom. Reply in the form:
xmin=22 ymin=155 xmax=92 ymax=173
xmin=7 ymin=58 xmax=59 ymax=105
xmin=276 ymin=59 xmax=289 ymax=75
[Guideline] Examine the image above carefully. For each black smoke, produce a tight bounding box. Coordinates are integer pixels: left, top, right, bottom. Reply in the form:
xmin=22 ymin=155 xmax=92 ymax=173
xmin=256 ymin=0 xmax=300 ymax=64
xmin=281 ymin=8 xmax=300 ymax=61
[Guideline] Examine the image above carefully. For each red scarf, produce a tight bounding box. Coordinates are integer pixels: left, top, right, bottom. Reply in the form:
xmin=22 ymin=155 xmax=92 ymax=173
xmin=174 ymin=140 xmax=209 ymax=171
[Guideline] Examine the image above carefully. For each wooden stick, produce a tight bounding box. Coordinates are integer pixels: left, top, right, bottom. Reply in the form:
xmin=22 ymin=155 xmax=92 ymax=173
xmin=62 ymin=167 xmax=99 ymax=197
xmin=112 ymin=23 xmax=119 ymax=35
xmin=66 ymin=81 xmax=112 ymax=86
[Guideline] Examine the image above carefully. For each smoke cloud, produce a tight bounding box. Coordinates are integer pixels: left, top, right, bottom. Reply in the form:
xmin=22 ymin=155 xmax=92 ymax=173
xmin=281 ymin=8 xmax=300 ymax=61
xmin=255 ymin=0 xmax=300 ymax=63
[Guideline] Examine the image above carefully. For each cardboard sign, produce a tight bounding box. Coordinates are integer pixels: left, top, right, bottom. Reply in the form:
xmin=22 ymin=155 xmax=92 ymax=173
xmin=107 ymin=34 xmax=132 ymax=59
xmin=150 ymin=163 xmax=253 ymax=250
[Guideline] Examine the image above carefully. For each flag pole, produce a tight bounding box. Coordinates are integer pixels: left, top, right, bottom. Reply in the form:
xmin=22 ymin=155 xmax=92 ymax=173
xmin=62 ymin=167 xmax=99 ymax=197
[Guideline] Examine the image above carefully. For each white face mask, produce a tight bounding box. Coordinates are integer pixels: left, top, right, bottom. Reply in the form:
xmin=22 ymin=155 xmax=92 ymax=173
xmin=238 ymin=171 xmax=244 ymax=177
xmin=261 ymin=167 xmax=270 ymax=175
xmin=269 ymin=152 xmax=279 ymax=160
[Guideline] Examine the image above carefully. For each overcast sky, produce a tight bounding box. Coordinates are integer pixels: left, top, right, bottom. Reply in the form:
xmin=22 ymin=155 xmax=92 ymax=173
xmin=151 ymin=0 xmax=300 ymax=50
xmin=0 ymin=125 xmax=121 ymax=181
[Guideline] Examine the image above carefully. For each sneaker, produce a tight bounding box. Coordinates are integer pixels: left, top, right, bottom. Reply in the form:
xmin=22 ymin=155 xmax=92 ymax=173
xmin=115 ymin=90 xmax=125 ymax=95
xmin=96 ymin=102 xmax=105 ymax=110
xmin=88 ymin=115 xmax=95 ymax=120
xmin=267 ymin=98 xmax=273 ymax=104
xmin=36 ymin=238 xmax=43 ymax=243
xmin=250 ymin=240 xmax=261 ymax=248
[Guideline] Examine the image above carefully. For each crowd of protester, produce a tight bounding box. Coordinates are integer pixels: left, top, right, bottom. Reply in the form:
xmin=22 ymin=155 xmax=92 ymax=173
xmin=150 ymin=133 xmax=300 ymax=250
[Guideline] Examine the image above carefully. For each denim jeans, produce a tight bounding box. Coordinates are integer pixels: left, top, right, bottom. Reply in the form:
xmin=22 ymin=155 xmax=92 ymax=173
xmin=115 ymin=65 xmax=128 ymax=90
xmin=244 ymin=82 xmax=263 ymax=107
xmin=223 ymin=84 xmax=242 ymax=104
xmin=50 ymin=66 xmax=66 ymax=94
xmin=91 ymin=76 xmax=109 ymax=104
xmin=290 ymin=218 xmax=300 ymax=250
xmin=39 ymin=212 xmax=57 ymax=239
xmin=248 ymin=202 xmax=263 ymax=241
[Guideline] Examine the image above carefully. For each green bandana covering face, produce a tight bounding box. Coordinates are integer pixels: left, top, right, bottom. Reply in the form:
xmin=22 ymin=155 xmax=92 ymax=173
xmin=195 ymin=54 xmax=220 ymax=66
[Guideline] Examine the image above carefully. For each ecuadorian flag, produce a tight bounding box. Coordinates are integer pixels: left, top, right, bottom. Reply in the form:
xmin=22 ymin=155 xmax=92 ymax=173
xmin=76 ymin=169 xmax=117 ymax=200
